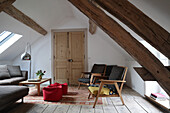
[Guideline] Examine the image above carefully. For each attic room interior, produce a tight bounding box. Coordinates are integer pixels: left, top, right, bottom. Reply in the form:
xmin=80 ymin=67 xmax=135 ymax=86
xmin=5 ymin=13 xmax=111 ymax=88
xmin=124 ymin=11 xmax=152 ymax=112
xmin=0 ymin=0 xmax=169 ymax=113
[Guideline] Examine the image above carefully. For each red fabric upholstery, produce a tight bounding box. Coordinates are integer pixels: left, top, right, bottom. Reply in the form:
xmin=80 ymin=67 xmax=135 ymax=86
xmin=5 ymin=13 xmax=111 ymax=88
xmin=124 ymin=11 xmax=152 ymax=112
xmin=43 ymin=85 xmax=62 ymax=101
xmin=49 ymin=82 xmax=68 ymax=95
xmin=61 ymin=83 xmax=68 ymax=95
xmin=43 ymin=82 xmax=68 ymax=101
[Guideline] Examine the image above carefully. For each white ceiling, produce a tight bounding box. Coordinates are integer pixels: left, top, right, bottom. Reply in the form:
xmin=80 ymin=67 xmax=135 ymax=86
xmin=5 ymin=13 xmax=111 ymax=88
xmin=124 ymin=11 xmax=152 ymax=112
xmin=0 ymin=0 xmax=74 ymax=61
xmin=0 ymin=0 xmax=169 ymax=62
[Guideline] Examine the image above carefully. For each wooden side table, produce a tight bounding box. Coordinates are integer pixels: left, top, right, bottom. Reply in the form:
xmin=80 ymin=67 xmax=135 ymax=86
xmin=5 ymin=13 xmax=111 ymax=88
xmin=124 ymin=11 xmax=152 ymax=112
xmin=19 ymin=78 xmax=51 ymax=96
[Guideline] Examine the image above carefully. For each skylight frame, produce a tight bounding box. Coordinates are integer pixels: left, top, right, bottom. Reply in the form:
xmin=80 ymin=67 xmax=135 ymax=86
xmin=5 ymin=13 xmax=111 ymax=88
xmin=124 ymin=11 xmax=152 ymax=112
xmin=0 ymin=31 xmax=22 ymax=54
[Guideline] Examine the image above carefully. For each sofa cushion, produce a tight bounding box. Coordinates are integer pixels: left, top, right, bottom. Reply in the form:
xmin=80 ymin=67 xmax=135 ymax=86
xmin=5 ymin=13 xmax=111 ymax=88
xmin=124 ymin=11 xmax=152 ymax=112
xmin=0 ymin=65 xmax=10 ymax=80
xmin=7 ymin=65 xmax=22 ymax=77
xmin=0 ymin=79 xmax=11 ymax=85
xmin=0 ymin=77 xmax=26 ymax=85
xmin=0 ymin=86 xmax=29 ymax=111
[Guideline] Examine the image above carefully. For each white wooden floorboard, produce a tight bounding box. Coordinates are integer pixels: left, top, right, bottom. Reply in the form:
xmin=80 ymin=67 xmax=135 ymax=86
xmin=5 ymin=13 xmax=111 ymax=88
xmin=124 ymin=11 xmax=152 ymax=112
xmin=42 ymin=105 xmax=57 ymax=113
xmin=80 ymin=105 xmax=95 ymax=113
xmin=94 ymin=105 xmax=104 ymax=113
xmin=28 ymin=104 xmax=48 ymax=113
xmin=103 ymin=105 xmax=118 ymax=113
xmin=7 ymin=103 xmax=34 ymax=113
xmin=124 ymin=98 xmax=147 ymax=113
xmin=135 ymin=98 xmax=164 ymax=113
xmin=67 ymin=105 xmax=81 ymax=113
xmin=53 ymin=105 xmax=70 ymax=113
xmin=110 ymin=97 xmax=130 ymax=113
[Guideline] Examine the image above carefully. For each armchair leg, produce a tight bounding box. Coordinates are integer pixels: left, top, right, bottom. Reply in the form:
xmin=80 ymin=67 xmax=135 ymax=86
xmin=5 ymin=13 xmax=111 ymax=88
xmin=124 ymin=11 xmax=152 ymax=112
xmin=78 ymin=83 xmax=81 ymax=90
xmin=88 ymin=93 xmax=91 ymax=99
xmin=93 ymin=82 xmax=103 ymax=108
xmin=93 ymin=95 xmax=99 ymax=108
xmin=115 ymin=83 xmax=125 ymax=105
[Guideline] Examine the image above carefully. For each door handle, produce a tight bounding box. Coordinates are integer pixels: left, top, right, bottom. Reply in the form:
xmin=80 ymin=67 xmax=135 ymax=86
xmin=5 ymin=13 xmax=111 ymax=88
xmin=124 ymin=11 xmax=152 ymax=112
xmin=68 ymin=59 xmax=73 ymax=62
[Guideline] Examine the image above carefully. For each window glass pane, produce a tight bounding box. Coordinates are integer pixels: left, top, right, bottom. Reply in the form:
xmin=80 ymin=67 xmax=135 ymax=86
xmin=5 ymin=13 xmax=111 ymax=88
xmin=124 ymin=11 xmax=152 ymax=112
xmin=0 ymin=31 xmax=22 ymax=54
xmin=0 ymin=31 xmax=12 ymax=42
xmin=140 ymin=40 xmax=169 ymax=66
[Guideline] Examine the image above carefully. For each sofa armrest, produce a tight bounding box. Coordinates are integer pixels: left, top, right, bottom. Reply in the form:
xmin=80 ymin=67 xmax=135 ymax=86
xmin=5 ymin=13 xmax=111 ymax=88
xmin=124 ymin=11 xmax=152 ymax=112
xmin=21 ymin=71 xmax=28 ymax=80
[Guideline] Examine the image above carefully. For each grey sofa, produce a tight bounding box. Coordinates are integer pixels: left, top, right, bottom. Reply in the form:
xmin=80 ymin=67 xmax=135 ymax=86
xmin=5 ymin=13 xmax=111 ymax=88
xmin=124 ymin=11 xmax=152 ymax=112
xmin=0 ymin=65 xmax=28 ymax=85
xmin=0 ymin=85 xmax=29 ymax=111
xmin=0 ymin=65 xmax=29 ymax=111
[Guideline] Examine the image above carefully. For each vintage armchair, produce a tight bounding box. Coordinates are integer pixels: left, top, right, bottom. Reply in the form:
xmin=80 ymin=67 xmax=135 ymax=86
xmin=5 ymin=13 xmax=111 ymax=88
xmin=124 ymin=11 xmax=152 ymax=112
xmin=92 ymin=65 xmax=117 ymax=84
xmin=88 ymin=66 xmax=128 ymax=108
xmin=78 ymin=64 xmax=106 ymax=89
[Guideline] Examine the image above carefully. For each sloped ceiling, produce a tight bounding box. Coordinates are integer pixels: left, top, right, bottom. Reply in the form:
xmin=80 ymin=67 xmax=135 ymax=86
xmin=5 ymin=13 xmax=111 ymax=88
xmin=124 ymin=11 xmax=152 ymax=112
xmin=0 ymin=0 xmax=170 ymax=62
xmin=0 ymin=0 xmax=74 ymax=61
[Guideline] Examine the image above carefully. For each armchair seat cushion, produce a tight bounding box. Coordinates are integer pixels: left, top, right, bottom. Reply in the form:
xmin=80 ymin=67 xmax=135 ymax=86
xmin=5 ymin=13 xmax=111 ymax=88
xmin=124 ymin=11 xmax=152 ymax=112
xmin=88 ymin=86 xmax=110 ymax=96
xmin=78 ymin=78 xmax=90 ymax=83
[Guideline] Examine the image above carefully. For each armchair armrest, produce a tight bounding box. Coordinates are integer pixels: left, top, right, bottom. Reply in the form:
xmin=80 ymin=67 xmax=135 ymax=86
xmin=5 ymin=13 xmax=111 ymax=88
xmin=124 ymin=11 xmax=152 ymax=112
xmin=80 ymin=72 xmax=91 ymax=78
xmin=90 ymin=73 xmax=102 ymax=84
xmin=21 ymin=71 xmax=28 ymax=80
xmin=82 ymin=72 xmax=91 ymax=74
xmin=94 ymin=76 xmax=108 ymax=79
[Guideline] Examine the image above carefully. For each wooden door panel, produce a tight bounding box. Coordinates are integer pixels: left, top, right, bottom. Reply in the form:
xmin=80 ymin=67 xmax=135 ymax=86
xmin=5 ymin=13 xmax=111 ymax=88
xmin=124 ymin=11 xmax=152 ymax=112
xmin=54 ymin=32 xmax=69 ymax=83
xmin=69 ymin=31 xmax=85 ymax=85
xmin=54 ymin=31 xmax=85 ymax=85
xmin=70 ymin=32 xmax=84 ymax=60
xmin=70 ymin=69 xmax=82 ymax=85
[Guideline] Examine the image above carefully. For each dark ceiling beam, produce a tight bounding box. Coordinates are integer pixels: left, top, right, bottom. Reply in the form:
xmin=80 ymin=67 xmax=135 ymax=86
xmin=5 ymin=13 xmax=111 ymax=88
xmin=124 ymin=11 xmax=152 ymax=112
xmin=95 ymin=0 xmax=170 ymax=59
xmin=68 ymin=0 xmax=170 ymax=95
xmin=134 ymin=66 xmax=170 ymax=81
xmin=0 ymin=0 xmax=15 ymax=12
xmin=3 ymin=5 xmax=47 ymax=35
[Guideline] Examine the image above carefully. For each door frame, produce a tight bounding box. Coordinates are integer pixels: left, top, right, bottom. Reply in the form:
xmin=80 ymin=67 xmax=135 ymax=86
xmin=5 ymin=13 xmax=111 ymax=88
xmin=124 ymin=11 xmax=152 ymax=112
xmin=51 ymin=28 xmax=88 ymax=83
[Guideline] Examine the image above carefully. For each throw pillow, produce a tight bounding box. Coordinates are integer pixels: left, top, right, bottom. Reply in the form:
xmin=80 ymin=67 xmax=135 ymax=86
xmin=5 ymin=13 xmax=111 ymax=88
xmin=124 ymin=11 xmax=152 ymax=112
xmin=7 ymin=65 xmax=22 ymax=77
xmin=0 ymin=65 xmax=10 ymax=80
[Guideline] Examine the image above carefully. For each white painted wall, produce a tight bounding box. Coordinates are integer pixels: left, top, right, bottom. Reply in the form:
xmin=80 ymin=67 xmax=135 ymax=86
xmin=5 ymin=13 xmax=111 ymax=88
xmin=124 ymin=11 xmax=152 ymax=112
xmin=13 ymin=17 xmax=126 ymax=82
xmin=0 ymin=61 xmax=12 ymax=65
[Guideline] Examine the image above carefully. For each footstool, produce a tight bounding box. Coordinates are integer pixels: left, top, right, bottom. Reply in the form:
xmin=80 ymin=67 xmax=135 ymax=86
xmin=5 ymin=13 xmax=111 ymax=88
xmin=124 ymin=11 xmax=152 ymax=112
xmin=43 ymin=85 xmax=62 ymax=101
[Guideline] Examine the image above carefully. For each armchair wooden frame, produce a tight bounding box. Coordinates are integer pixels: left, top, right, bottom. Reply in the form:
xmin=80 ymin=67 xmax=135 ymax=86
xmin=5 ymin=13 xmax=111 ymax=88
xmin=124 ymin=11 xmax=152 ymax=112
xmin=88 ymin=66 xmax=128 ymax=108
xmin=78 ymin=72 xmax=105 ymax=89
xmin=78 ymin=65 xmax=107 ymax=89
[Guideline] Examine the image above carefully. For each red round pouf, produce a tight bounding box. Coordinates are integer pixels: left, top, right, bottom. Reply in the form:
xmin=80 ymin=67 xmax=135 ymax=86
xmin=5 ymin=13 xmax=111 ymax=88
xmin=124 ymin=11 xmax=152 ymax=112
xmin=43 ymin=85 xmax=62 ymax=101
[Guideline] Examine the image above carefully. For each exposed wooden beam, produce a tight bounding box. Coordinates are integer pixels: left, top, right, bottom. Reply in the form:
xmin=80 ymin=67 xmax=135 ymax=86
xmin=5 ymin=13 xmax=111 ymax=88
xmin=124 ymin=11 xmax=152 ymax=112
xmin=68 ymin=0 xmax=170 ymax=95
xmin=89 ymin=19 xmax=97 ymax=34
xmin=3 ymin=5 xmax=47 ymax=35
xmin=134 ymin=67 xmax=156 ymax=81
xmin=95 ymin=0 xmax=170 ymax=59
xmin=0 ymin=0 xmax=15 ymax=12
xmin=134 ymin=67 xmax=170 ymax=81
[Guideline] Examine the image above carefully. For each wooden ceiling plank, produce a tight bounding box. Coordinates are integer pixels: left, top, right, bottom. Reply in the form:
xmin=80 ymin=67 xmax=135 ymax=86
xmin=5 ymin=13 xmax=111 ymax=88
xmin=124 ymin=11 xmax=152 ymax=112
xmin=68 ymin=0 xmax=170 ymax=95
xmin=95 ymin=0 xmax=170 ymax=59
xmin=3 ymin=5 xmax=47 ymax=35
xmin=0 ymin=0 xmax=15 ymax=12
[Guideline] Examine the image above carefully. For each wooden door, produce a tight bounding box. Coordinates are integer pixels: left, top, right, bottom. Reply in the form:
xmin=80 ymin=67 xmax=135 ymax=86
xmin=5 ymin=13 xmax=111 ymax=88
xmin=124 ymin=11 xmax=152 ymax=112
xmin=69 ymin=32 xmax=85 ymax=85
xmin=54 ymin=31 xmax=85 ymax=85
xmin=54 ymin=32 xmax=69 ymax=83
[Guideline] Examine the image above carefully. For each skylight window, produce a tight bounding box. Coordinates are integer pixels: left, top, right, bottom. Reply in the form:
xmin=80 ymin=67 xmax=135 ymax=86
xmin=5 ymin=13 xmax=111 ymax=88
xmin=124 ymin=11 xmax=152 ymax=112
xmin=140 ymin=40 xmax=169 ymax=66
xmin=0 ymin=31 xmax=22 ymax=54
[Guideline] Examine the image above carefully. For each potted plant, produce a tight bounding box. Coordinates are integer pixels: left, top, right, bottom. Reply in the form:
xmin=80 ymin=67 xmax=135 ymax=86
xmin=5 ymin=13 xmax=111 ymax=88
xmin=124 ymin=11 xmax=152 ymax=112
xmin=36 ymin=70 xmax=46 ymax=80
